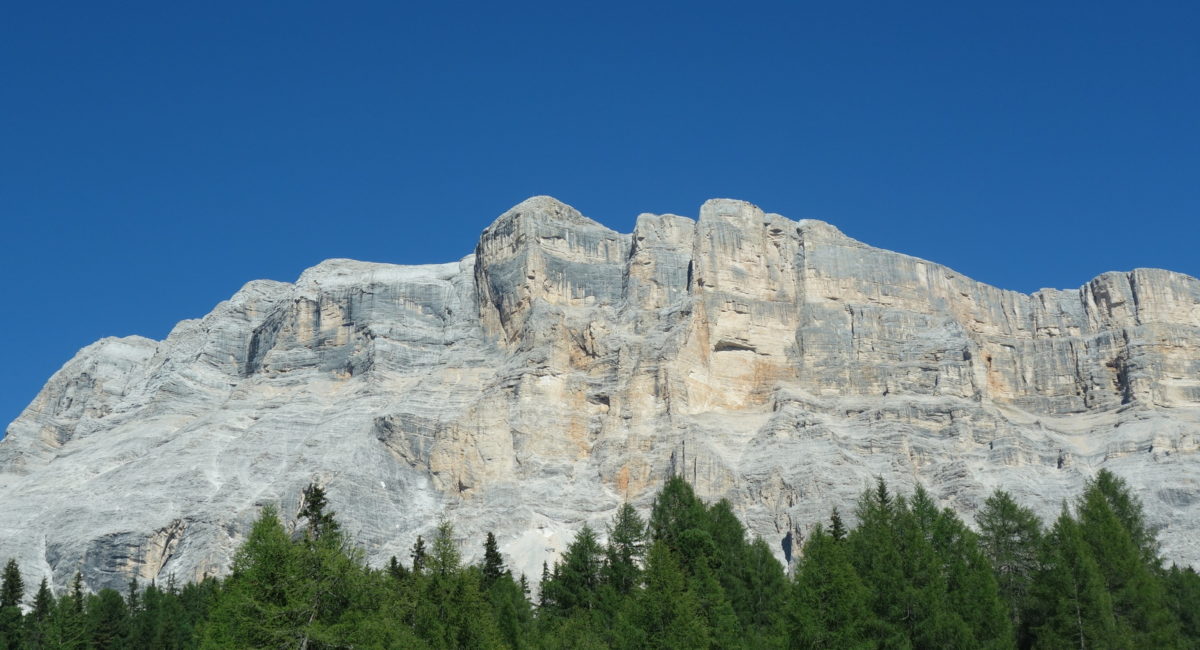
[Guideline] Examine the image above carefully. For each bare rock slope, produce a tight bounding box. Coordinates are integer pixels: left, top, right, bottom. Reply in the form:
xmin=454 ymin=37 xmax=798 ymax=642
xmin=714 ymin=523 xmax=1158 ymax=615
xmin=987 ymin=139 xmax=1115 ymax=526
xmin=3 ymin=196 xmax=1199 ymax=593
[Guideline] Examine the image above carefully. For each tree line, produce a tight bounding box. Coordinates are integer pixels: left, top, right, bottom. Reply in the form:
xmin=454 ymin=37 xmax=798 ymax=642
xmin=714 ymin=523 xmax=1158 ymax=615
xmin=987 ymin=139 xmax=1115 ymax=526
xmin=1 ymin=472 xmax=1198 ymax=648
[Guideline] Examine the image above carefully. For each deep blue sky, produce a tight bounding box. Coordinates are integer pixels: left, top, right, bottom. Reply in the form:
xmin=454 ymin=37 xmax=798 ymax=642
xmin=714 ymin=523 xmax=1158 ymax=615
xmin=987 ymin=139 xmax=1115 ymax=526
xmin=3 ymin=2 xmax=1198 ymax=432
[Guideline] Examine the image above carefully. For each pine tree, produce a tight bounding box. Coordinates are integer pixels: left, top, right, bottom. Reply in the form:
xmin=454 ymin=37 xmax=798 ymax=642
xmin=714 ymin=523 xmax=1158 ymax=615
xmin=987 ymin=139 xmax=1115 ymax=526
xmin=790 ymin=524 xmax=876 ymax=649
xmin=1164 ymin=564 xmax=1200 ymax=642
xmin=603 ymin=503 xmax=648 ymax=595
xmin=1026 ymin=507 xmax=1123 ymax=648
xmin=0 ymin=559 xmax=22 ymax=608
xmin=298 ymin=482 xmax=339 ymax=541
xmin=1076 ymin=475 xmax=1180 ymax=646
xmin=649 ymin=476 xmax=707 ymax=552
xmin=0 ymin=559 xmax=25 ymax=649
xmin=482 ymin=531 xmax=506 ymax=589
xmin=387 ymin=554 xmax=409 ymax=580
xmin=547 ymin=524 xmax=605 ymax=615
xmin=977 ymin=489 xmax=1042 ymax=636
xmin=87 ymin=588 xmax=130 ymax=650
xmin=1086 ymin=470 xmax=1160 ymax=565
xmin=829 ymin=507 xmax=847 ymax=542
xmin=23 ymin=577 xmax=55 ymax=649
xmin=847 ymin=478 xmax=908 ymax=646
xmin=634 ymin=542 xmax=711 ymax=649
xmin=410 ymin=535 xmax=428 ymax=575
xmin=430 ymin=521 xmax=462 ymax=577
xmin=928 ymin=495 xmax=1013 ymax=648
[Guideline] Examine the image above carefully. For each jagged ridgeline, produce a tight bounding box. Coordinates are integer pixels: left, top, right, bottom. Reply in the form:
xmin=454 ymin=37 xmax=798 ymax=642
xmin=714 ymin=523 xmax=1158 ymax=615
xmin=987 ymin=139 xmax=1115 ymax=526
xmin=1 ymin=196 xmax=1198 ymax=600
xmin=2 ymin=475 xmax=1197 ymax=648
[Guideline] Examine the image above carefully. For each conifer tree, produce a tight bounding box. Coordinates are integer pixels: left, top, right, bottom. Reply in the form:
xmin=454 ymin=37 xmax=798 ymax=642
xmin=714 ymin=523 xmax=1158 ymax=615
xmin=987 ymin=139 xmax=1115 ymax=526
xmin=482 ymin=531 xmax=506 ymax=589
xmin=1164 ymin=564 xmax=1200 ymax=641
xmin=0 ymin=559 xmax=21 ymax=608
xmin=649 ymin=476 xmax=707 ymax=552
xmin=546 ymin=524 xmax=604 ymax=616
xmin=387 ymin=554 xmax=408 ymax=580
xmin=23 ymin=577 xmax=55 ymax=649
xmin=603 ymin=503 xmax=648 ymax=595
xmin=829 ymin=507 xmax=847 ymax=542
xmin=634 ymin=542 xmax=711 ymax=649
xmin=790 ymin=523 xmax=876 ymax=649
xmin=298 ymin=482 xmax=339 ymax=541
xmin=1026 ymin=507 xmax=1122 ymax=648
xmin=0 ymin=559 xmax=25 ymax=650
xmin=430 ymin=521 xmax=462 ymax=577
xmin=87 ymin=588 xmax=130 ymax=650
xmin=977 ymin=489 xmax=1042 ymax=635
xmin=410 ymin=535 xmax=428 ymax=575
xmin=1076 ymin=475 xmax=1179 ymax=646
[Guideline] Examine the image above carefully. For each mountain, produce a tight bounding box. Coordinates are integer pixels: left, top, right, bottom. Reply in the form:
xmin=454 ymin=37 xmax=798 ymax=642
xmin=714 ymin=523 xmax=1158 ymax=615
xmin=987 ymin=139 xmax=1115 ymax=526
xmin=3 ymin=196 xmax=1198 ymax=595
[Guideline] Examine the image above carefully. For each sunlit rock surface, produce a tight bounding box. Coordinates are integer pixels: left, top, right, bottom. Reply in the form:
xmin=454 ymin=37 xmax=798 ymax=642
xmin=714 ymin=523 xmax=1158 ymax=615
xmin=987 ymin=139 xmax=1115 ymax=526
xmin=3 ymin=195 xmax=1199 ymax=594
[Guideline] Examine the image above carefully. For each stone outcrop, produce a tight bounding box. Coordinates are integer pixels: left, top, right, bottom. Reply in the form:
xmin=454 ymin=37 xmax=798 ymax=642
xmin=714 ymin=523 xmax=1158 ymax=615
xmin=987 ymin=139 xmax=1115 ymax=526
xmin=3 ymin=196 xmax=1199 ymax=595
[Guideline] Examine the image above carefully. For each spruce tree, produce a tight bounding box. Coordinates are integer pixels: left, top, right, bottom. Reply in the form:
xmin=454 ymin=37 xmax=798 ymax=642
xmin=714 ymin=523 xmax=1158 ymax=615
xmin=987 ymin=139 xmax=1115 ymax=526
xmin=977 ymin=489 xmax=1042 ymax=636
xmin=482 ymin=531 xmax=506 ymax=589
xmin=790 ymin=524 xmax=876 ymax=650
xmin=829 ymin=507 xmax=847 ymax=542
xmin=23 ymin=577 xmax=55 ymax=649
xmin=634 ymin=542 xmax=711 ymax=649
xmin=603 ymin=503 xmax=648 ymax=595
xmin=1076 ymin=476 xmax=1179 ymax=646
xmin=0 ymin=559 xmax=22 ymax=608
xmin=87 ymin=588 xmax=130 ymax=650
xmin=649 ymin=476 xmax=707 ymax=552
xmin=0 ymin=559 xmax=25 ymax=650
xmin=546 ymin=524 xmax=604 ymax=615
xmin=410 ymin=535 xmax=428 ymax=575
xmin=1026 ymin=507 xmax=1122 ymax=648
xmin=1164 ymin=564 xmax=1200 ymax=642
xmin=298 ymin=482 xmax=339 ymax=541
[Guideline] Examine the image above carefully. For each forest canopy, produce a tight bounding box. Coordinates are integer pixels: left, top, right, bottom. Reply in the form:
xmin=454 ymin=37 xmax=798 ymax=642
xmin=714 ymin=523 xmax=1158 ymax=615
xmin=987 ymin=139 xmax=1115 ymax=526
xmin=1 ymin=471 xmax=1197 ymax=649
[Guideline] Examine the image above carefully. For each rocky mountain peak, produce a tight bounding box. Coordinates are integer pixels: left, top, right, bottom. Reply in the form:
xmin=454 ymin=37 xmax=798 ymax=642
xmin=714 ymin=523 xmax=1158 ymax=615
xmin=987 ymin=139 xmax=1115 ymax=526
xmin=2 ymin=197 xmax=1198 ymax=597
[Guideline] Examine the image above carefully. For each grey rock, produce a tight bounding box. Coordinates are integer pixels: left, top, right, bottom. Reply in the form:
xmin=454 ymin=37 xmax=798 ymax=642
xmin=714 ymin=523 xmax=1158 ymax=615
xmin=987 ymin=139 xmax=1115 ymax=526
xmin=3 ymin=195 xmax=1199 ymax=596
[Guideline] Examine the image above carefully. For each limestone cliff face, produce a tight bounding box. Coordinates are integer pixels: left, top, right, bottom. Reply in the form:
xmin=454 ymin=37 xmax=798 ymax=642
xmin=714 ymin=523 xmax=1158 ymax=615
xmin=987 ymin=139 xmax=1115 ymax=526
xmin=3 ymin=196 xmax=1199 ymax=595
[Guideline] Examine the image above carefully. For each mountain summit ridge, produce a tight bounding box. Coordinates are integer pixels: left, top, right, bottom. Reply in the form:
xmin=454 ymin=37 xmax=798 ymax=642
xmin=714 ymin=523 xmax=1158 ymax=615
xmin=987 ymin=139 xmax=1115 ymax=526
xmin=3 ymin=196 xmax=1199 ymax=595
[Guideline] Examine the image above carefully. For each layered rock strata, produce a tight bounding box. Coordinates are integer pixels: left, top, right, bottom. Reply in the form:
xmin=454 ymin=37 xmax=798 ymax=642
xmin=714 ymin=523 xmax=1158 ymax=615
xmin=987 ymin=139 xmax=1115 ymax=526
xmin=3 ymin=196 xmax=1199 ymax=595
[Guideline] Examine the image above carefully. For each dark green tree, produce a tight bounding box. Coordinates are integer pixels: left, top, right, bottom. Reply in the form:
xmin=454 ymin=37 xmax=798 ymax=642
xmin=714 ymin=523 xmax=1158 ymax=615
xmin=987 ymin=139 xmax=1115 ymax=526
xmin=1026 ymin=507 xmax=1122 ymax=649
xmin=410 ymin=535 xmax=428 ymax=575
xmin=544 ymin=524 xmax=604 ymax=616
xmin=790 ymin=523 xmax=877 ymax=649
xmin=482 ymin=531 xmax=506 ymax=589
xmin=87 ymin=588 xmax=130 ymax=650
xmin=1076 ymin=474 xmax=1179 ymax=646
xmin=649 ymin=476 xmax=707 ymax=552
xmin=0 ymin=559 xmax=25 ymax=649
xmin=829 ymin=507 xmax=847 ymax=542
xmin=603 ymin=503 xmax=648 ymax=595
xmin=22 ymin=577 xmax=55 ymax=649
xmin=298 ymin=482 xmax=339 ymax=541
xmin=977 ymin=489 xmax=1042 ymax=636
xmin=634 ymin=542 xmax=711 ymax=649
xmin=1164 ymin=564 xmax=1200 ymax=642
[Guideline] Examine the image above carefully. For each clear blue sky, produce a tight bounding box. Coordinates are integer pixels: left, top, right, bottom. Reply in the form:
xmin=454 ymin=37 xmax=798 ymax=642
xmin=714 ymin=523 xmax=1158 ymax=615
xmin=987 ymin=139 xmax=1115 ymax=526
xmin=3 ymin=2 xmax=1198 ymax=432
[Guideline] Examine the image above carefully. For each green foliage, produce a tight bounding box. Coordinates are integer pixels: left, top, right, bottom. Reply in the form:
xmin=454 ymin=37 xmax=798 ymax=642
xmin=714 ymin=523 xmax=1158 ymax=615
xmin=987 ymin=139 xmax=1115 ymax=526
xmin=790 ymin=523 xmax=877 ymax=649
xmin=482 ymin=531 xmax=506 ymax=589
xmin=1027 ymin=507 xmax=1123 ymax=649
xmin=3 ymin=469 xmax=1194 ymax=649
xmin=603 ymin=503 xmax=648 ymax=596
xmin=544 ymin=522 xmax=604 ymax=618
xmin=977 ymin=489 xmax=1042 ymax=637
xmin=633 ymin=542 xmax=711 ymax=649
xmin=87 ymin=588 xmax=130 ymax=649
xmin=0 ymin=558 xmax=24 ymax=648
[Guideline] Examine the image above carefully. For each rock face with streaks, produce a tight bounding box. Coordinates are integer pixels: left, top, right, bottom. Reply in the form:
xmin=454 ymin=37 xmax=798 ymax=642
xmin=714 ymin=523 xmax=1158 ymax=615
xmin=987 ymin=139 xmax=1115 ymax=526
xmin=3 ymin=196 xmax=1199 ymax=595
